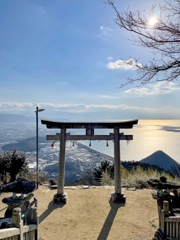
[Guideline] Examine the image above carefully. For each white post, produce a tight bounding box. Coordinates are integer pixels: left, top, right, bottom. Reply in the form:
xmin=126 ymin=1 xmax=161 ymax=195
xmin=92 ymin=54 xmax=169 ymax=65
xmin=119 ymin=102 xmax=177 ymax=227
xmin=161 ymin=201 xmax=169 ymax=234
xmin=12 ymin=208 xmax=23 ymax=240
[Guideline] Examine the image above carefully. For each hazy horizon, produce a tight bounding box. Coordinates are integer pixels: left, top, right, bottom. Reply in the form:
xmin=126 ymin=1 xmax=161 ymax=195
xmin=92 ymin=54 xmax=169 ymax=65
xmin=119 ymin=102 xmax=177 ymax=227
xmin=0 ymin=119 xmax=179 ymax=163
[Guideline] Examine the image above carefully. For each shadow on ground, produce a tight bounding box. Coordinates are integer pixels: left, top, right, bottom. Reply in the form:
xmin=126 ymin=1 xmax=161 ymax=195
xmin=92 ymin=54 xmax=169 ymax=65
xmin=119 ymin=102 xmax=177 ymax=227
xmin=97 ymin=199 xmax=125 ymax=240
xmin=39 ymin=200 xmax=65 ymax=224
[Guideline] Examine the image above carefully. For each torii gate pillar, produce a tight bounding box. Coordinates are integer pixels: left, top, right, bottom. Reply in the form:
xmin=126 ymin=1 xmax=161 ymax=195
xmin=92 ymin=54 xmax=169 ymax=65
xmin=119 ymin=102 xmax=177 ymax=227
xmin=111 ymin=127 xmax=126 ymax=202
xmin=53 ymin=128 xmax=68 ymax=203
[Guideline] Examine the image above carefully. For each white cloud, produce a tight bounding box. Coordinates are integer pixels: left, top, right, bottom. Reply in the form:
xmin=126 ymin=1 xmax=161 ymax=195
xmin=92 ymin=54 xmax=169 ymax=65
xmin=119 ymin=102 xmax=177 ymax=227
xmin=107 ymin=56 xmax=113 ymax=61
xmin=97 ymin=26 xmax=113 ymax=38
xmin=125 ymin=81 xmax=180 ymax=96
xmin=100 ymin=95 xmax=117 ymax=99
xmin=0 ymin=102 xmax=146 ymax=113
xmin=0 ymin=102 xmax=167 ymax=114
xmin=107 ymin=58 xmax=142 ymax=70
xmin=0 ymin=102 xmax=36 ymax=110
xmin=0 ymin=101 xmax=180 ymax=119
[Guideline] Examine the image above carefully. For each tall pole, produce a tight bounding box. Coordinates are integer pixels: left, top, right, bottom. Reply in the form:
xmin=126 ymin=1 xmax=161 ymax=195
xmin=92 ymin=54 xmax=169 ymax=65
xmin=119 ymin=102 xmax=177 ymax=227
xmin=35 ymin=106 xmax=45 ymax=189
xmin=36 ymin=106 xmax=39 ymax=189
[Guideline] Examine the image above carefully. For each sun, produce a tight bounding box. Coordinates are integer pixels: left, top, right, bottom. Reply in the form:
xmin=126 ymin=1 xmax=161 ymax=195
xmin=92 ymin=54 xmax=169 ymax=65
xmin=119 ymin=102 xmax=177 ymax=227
xmin=148 ymin=16 xmax=158 ymax=26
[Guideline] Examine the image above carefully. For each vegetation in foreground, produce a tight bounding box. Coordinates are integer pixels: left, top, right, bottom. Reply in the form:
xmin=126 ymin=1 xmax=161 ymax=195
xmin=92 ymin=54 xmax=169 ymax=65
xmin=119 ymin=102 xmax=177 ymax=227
xmin=76 ymin=160 xmax=180 ymax=189
xmin=0 ymin=150 xmax=179 ymax=190
xmin=0 ymin=150 xmax=28 ymax=183
xmin=0 ymin=150 xmax=47 ymax=186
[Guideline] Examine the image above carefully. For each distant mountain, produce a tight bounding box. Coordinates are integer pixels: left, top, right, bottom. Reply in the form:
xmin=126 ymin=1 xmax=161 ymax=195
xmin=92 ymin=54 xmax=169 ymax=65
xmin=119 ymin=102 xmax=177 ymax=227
xmin=2 ymin=136 xmax=46 ymax=151
xmin=140 ymin=150 xmax=180 ymax=172
xmin=0 ymin=114 xmax=34 ymax=123
xmin=43 ymin=142 xmax=114 ymax=183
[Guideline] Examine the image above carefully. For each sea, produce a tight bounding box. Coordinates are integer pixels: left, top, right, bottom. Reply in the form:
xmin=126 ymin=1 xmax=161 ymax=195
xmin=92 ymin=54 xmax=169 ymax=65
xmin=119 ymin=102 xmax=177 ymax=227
xmin=0 ymin=119 xmax=179 ymax=163
xmin=82 ymin=119 xmax=180 ymax=163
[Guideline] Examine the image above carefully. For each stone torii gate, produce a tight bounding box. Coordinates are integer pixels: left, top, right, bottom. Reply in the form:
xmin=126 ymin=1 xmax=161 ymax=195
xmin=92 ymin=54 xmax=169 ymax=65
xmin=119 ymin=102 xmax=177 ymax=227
xmin=41 ymin=119 xmax=138 ymax=203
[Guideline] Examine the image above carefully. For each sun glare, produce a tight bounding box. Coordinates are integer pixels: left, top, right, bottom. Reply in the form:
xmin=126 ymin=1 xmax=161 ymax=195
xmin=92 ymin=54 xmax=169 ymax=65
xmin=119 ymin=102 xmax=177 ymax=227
xmin=148 ymin=16 xmax=158 ymax=26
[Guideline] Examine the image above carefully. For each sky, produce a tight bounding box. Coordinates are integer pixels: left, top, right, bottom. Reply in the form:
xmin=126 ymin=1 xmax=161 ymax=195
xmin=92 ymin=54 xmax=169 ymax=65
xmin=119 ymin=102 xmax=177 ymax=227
xmin=0 ymin=0 xmax=180 ymax=121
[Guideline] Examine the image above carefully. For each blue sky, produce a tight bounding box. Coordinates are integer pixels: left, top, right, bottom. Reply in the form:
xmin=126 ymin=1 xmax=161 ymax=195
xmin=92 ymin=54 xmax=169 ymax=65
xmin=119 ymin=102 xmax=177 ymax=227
xmin=0 ymin=0 xmax=179 ymax=121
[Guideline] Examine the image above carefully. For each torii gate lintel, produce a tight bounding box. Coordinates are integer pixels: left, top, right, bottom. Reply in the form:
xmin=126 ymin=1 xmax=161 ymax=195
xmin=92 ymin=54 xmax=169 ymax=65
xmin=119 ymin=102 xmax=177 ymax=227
xmin=46 ymin=132 xmax=133 ymax=141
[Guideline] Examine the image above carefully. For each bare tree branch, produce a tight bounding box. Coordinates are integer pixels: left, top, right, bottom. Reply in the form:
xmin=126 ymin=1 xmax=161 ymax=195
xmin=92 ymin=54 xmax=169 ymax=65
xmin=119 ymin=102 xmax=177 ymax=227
xmin=104 ymin=0 xmax=180 ymax=86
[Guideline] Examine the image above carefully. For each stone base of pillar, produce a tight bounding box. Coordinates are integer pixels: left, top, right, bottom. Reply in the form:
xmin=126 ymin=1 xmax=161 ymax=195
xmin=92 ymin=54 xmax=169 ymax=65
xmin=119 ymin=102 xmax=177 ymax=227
xmin=53 ymin=193 xmax=67 ymax=204
xmin=111 ymin=192 xmax=126 ymax=203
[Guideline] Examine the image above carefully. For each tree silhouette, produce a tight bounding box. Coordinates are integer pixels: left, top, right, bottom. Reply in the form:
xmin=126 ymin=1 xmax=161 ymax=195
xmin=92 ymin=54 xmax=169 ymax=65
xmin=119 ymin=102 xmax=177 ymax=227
xmin=104 ymin=0 xmax=180 ymax=86
xmin=0 ymin=150 xmax=27 ymax=183
xmin=93 ymin=160 xmax=114 ymax=184
xmin=0 ymin=155 xmax=8 ymax=184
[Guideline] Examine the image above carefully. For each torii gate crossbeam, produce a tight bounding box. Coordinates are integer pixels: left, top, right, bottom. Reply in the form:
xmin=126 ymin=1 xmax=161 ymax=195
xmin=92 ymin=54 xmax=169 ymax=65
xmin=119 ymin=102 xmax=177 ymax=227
xmin=41 ymin=119 xmax=138 ymax=203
